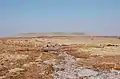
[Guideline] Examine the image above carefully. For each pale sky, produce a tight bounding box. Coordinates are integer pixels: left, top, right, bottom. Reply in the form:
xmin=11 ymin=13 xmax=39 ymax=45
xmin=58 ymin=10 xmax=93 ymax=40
xmin=0 ymin=0 xmax=120 ymax=36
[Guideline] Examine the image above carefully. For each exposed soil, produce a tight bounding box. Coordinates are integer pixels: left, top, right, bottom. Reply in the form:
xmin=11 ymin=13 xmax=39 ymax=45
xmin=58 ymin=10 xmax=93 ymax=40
xmin=0 ymin=36 xmax=120 ymax=79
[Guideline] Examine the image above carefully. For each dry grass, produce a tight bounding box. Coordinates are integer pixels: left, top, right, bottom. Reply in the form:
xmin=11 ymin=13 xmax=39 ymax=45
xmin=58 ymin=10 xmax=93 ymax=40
xmin=0 ymin=36 xmax=120 ymax=78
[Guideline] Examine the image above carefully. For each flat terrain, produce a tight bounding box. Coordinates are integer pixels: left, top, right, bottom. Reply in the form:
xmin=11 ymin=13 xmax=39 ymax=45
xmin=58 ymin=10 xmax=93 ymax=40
xmin=0 ymin=34 xmax=120 ymax=79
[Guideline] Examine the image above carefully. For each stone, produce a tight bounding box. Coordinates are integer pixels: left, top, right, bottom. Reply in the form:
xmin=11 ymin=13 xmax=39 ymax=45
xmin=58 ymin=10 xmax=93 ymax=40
xmin=114 ymin=64 xmax=120 ymax=70
xmin=67 ymin=51 xmax=91 ymax=58
xmin=77 ymin=69 xmax=98 ymax=77
xmin=92 ymin=62 xmax=115 ymax=69
xmin=9 ymin=68 xmax=25 ymax=73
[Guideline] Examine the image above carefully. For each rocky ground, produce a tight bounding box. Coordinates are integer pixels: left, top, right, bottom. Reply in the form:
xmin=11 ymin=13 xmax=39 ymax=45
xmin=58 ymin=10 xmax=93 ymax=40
xmin=0 ymin=37 xmax=120 ymax=79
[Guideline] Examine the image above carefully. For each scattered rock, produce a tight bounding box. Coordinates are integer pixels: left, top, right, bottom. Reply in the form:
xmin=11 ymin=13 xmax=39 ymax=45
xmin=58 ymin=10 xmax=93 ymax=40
xmin=93 ymin=62 xmax=115 ymax=69
xmin=9 ymin=68 xmax=25 ymax=73
xmin=67 ymin=51 xmax=91 ymax=58
xmin=114 ymin=64 xmax=120 ymax=70
xmin=0 ymin=38 xmax=120 ymax=79
xmin=36 ymin=52 xmax=58 ymax=61
xmin=23 ymin=63 xmax=53 ymax=79
xmin=106 ymin=44 xmax=119 ymax=47
xmin=77 ymin=69 xmax=98 ymax=77
xmin=0 ymin=76 xmax=6 ymax=79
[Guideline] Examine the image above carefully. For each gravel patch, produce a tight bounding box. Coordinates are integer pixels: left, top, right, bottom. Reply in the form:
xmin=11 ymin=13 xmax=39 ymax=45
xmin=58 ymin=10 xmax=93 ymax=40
xmin=43 ymin=52 xmax=120 ymax=79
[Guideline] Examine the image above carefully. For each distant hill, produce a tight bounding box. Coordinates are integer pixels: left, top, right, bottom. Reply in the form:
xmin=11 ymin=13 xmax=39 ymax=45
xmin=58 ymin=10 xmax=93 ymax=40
xmin=8 ymin=32 xmax=119 ymax=38
xmin=14 ymin=32 xmax=86 ymax=37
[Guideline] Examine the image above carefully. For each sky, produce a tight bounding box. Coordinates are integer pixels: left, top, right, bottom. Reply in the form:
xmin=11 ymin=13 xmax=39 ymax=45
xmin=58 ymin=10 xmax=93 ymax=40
xmin=0 ymin=0 xmax=120 ymax=36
